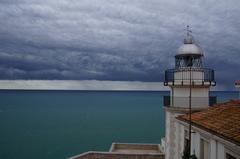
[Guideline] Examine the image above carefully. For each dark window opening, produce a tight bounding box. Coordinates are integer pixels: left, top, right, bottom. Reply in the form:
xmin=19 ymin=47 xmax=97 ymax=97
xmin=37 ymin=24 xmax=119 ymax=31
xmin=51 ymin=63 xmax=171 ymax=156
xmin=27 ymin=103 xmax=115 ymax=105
xmin=186 ymin=56 xmax=193 ymax=67
xmin=226 ymin=153 xmax=237 ymax=159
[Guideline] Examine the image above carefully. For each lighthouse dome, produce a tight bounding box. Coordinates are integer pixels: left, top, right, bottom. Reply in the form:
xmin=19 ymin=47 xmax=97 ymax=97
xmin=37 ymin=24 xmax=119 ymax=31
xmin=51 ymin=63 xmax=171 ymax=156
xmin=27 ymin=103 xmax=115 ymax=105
xmin=177 ymin=44 xmax=203 ymax=55
xmin=177 ymin=35 xmax=203 ymax=56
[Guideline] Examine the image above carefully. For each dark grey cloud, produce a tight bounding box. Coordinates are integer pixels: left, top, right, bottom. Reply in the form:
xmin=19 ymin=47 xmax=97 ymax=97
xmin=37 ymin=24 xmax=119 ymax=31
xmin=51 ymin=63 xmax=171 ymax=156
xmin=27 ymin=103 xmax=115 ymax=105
xmin=0 ymin=0 xmax=240 ymax=89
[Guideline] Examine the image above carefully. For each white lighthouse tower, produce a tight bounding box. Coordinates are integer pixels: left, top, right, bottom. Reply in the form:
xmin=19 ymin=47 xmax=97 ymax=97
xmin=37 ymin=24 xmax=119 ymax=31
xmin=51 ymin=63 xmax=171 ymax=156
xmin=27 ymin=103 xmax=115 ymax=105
xmin=163 ymin=27 xmax=216 ymax=159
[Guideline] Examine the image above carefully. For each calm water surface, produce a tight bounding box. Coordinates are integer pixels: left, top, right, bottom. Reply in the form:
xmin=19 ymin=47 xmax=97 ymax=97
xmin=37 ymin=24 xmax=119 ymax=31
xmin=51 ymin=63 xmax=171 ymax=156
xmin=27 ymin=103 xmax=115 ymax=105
xmin=0 ymin=90 xmax=238 ymax=159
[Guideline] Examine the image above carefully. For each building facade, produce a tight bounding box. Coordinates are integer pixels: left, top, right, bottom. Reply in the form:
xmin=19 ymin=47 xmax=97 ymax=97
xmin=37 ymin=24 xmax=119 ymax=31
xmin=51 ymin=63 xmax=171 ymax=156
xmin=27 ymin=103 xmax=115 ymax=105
xmin=176 ymin=100 xmax=240 ymax=159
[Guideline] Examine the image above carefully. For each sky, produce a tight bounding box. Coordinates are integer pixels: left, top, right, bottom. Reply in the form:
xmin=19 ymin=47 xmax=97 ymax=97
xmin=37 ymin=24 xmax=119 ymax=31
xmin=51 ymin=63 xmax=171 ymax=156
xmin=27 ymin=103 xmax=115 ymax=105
xmin=0 ymin=0 xmax=240 ymax=90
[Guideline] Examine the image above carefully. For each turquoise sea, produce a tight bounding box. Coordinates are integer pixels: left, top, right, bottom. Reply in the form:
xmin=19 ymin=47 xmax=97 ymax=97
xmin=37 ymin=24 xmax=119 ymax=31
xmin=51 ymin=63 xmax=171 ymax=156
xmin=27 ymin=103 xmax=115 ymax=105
xmin=0 ymin=90 xmax=238 ymax=159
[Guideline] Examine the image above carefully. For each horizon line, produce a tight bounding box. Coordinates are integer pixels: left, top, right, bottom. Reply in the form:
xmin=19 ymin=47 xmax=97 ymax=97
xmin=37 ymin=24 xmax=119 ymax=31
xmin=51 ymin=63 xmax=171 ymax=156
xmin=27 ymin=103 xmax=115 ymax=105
xmin=0 ymin=80 xmax=168 ymax=91
xmin=0 ymin=80 xmax=229 ymax=91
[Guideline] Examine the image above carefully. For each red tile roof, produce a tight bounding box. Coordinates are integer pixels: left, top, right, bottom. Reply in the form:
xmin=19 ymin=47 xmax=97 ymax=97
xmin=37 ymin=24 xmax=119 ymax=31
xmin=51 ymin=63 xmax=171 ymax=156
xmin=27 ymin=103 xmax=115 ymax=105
xmin=177 ymin=100 xmax=240 ymax=145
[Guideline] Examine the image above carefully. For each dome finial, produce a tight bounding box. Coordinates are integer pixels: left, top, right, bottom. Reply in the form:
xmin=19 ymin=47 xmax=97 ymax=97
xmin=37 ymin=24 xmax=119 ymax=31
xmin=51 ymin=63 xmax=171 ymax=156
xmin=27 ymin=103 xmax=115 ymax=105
xmin=184 ymin=25 xmax=194 ymax=44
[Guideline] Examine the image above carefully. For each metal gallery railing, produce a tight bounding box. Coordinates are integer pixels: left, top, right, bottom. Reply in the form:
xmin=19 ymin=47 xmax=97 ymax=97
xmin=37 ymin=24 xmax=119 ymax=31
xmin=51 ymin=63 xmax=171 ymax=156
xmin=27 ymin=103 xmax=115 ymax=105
xmin=164 ymin=68 xmax=215 ymax=85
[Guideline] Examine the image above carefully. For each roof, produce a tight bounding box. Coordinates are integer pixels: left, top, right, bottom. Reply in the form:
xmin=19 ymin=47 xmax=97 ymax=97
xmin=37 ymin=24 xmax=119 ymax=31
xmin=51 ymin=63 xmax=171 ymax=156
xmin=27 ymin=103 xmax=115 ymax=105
xmin=177 ymin=100 xmax=240 ymax=145
xmin=177 ymin=34 xmax=203 ymax=56
xmin=177 ymin=44 xmax=203 ymax=56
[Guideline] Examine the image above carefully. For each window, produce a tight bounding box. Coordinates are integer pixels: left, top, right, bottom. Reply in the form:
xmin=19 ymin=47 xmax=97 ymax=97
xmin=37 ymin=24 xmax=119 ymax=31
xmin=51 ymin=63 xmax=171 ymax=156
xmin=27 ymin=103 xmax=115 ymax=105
xmin=226 ymin=153 xmax=237 ymax=159
xmin=184 ymin=138 xmax=190 ymax=150
xmin=200 ymin=139 xmax=210 ymax=159
xmin=182 ymin=130 xmax=190 ymax=158
xmin=186 ymin=56 xmax=193 ymax=67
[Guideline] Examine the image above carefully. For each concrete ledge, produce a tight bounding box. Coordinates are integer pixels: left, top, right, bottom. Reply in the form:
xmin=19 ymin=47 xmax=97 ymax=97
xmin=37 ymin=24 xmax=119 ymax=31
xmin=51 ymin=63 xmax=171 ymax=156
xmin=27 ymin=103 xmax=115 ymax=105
xmin=164 ymin=106 xmax=207 ymax=113
xmin=68 ymin=151 xmax=164 ymax=159
xmin=68 ymin=143 xmax=164 ymax=159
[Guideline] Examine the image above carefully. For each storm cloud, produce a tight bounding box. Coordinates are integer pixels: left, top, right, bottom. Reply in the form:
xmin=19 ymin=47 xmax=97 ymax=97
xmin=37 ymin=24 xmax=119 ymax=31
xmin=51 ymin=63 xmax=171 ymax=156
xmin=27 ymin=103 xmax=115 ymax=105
xmin=0 ymin=0 xmax=240 ymax=89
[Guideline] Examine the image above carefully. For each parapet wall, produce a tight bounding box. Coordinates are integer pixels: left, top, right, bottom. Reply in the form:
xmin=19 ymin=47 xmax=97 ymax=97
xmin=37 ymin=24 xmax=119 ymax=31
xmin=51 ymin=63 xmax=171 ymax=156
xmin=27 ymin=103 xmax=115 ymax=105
xmin=68 ymin=151 xmax=164 ymax=159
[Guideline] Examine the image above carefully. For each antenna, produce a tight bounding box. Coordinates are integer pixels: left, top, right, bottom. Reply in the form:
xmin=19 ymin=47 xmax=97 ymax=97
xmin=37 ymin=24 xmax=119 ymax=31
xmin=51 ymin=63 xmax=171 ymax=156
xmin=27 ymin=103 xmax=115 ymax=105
xmin=186 ymin=25 xmax=192 ymax=36
xmin=188 ymin=66 xmax=192 ymax=158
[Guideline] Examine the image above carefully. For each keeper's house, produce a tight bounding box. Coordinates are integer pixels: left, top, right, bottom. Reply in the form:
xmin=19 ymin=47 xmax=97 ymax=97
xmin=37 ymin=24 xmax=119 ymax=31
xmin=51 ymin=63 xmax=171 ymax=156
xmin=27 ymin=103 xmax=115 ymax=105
xmin=175 ymin=100 xmax=240 ymax=159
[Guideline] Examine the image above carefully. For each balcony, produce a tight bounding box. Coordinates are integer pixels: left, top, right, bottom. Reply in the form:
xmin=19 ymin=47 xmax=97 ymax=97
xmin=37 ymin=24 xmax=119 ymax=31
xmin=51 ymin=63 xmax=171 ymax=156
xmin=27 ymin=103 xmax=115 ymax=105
xmin=164 ymin=68 xmax=215 ymax=86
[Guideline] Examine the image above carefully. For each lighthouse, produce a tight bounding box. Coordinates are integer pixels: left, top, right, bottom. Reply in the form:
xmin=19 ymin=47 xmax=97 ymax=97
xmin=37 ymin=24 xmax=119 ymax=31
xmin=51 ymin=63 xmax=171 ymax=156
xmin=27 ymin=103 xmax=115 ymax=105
xmin=163 ymin=26 xmax=216 ymax=159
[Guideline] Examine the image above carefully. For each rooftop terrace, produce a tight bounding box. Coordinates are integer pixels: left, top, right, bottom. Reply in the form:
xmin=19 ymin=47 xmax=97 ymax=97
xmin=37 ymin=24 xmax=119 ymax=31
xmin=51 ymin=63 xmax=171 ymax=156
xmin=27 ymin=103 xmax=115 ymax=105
xmin=68 ymin=143 xmax=164 ymax=159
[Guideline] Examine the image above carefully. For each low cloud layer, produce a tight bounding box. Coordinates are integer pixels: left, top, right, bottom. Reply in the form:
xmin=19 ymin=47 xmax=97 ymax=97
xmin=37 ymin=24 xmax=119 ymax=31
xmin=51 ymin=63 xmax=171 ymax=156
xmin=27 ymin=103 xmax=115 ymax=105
xmin=0 ymin=80 xmax=166 ymax=91
xmin=0 ymin=0 xmax=240 ymax=89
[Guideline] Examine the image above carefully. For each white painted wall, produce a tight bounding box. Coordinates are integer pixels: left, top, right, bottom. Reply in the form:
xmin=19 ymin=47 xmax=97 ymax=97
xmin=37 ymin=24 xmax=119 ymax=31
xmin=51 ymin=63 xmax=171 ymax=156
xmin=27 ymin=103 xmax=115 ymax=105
xmin=217 ymin=143 xmax=225 ymax=159
xmin=171 ymin=87 xmax=209 ymax=108
xmin=165 ymin=111 xmax=184 ymax=159
xmin=173 ymin=87 xmax=209 ymax=97
xmin=210 ymin=139 xmax=217 ymax=159
xmin=174 ymin=70 xmax=204 ymax=83
xmin=174 ymin=122 xmax=185 ymax=159
xmin=164 ymin=111 xmax=172 ymax=159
